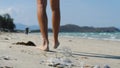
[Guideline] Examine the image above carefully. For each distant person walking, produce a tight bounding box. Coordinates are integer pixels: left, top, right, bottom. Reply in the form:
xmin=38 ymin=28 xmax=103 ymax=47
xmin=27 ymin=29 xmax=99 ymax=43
xmin=25 ymin=27 xmax=29 ymax=35
xmin=37 ymin=0 xmax=60 ymax=51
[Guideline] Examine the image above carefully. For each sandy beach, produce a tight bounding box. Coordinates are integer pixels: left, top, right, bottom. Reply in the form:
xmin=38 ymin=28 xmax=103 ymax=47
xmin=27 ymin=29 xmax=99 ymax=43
xmin=0 ymin=32 xmax=120 ymax=68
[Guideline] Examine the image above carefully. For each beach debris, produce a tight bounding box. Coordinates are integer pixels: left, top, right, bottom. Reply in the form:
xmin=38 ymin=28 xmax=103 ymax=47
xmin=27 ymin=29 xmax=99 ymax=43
xmin=41 ymin=57 xmax=74 ymax=68
xmin=13 ymin=41 xmax=36 ymax=46
xmin=0 ymin=56 xmax=17 ymax=61
xmin=3 ymin=56 xmax=10 ymax=60
xmin=40 ymin=57 xmax=110 ymax=68
xmin=104 ymin=65 xmax=110 ymax=68
xmin=93 ymin=65 xmax=100 ymax=68
xmin=56 ymin=64 xmax=65 ymax=68
xmin=47 ymin=58 xmax=61 ymax=67
xmin=0 ymin=66 xmax=13 ymax=68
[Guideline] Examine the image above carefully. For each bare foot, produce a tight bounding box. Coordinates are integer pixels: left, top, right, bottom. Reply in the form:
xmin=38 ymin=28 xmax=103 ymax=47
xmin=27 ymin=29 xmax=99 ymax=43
xmin=39 ymin=45 xmax=49 ymax=51
xmin=36 ymin=41 xmax=49 ymax=51
xmin=53 ymin=41 xmax=60 ymax=49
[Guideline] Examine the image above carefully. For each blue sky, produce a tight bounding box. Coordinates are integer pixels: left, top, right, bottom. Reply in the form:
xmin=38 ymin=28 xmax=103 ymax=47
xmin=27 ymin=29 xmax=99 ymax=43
xmin=0 ymin=0 xmax=120 ymax=28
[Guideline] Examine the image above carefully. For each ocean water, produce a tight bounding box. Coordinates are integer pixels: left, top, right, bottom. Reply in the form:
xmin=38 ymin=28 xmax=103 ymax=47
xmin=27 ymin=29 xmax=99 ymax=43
xmin=33 ymin=32 xmax=120 ymax=41
xmin=58 ymin=32 xmax=120 ymax=41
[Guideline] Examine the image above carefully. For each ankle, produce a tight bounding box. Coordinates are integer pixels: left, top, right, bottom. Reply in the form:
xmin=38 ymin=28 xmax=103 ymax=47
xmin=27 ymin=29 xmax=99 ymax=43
xmin=53 ymin=40 xmax=60 ymax=49
xmin=43 ymin=39 xmax=49 ymax=45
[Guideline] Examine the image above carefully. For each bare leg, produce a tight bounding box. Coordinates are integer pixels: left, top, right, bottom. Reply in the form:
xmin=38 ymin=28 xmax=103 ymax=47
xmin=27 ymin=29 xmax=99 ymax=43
xmin=50 ymin=0 xmax=60 ymax=49
xmin=37 ymin=0 xmax=49 ymax=51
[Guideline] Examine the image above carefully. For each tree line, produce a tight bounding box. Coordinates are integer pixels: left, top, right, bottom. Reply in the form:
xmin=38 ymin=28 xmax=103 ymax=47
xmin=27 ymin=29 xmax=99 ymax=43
xmin=0 ymin=13 xmax=16 ymax=32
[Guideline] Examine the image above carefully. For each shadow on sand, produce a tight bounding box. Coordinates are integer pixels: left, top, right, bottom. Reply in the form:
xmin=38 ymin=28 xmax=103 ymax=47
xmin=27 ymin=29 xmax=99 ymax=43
xmin=72 ymin=51 xmax=120 ymax=60
xmin=35 ymin=49 xmax=120 ymax=60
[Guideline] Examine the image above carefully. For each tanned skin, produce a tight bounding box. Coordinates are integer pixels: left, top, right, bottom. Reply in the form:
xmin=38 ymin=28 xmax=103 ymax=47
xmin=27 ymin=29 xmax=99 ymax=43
xmin=37 ymin=0 xmax=60 ymax=51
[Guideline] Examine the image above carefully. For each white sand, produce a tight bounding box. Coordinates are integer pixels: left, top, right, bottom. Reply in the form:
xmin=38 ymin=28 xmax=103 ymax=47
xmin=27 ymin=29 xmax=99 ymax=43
xmin=0 ymin=33 xmax=120 ymax=68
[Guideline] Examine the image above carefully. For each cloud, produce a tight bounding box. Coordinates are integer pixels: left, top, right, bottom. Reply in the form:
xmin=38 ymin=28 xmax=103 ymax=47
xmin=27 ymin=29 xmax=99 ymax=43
xmin=0 ymin=7 xmax=38 ymax=26
xmin=0 ymin=7 xmax=15 ymax=15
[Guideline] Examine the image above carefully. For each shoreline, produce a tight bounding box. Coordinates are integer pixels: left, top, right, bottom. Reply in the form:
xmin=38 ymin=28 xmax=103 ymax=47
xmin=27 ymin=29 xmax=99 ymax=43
xmin=30 ymin=32 xmax=120 ymax=42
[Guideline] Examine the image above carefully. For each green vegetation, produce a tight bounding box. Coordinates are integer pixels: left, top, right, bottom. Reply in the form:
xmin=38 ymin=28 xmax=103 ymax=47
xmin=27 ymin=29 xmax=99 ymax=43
xmin=30 ymin=24 xmax=120 ymax=33
xmin=59 ymin=24 xmax=120 ymax=32
xmin=0 ymin=13 xmax=16 ymax=32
